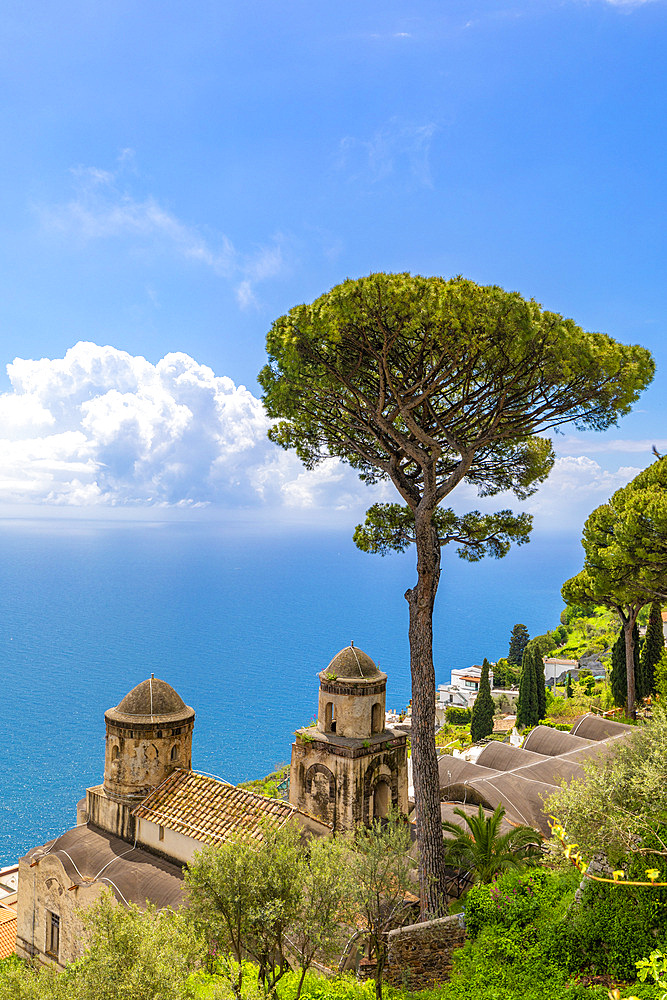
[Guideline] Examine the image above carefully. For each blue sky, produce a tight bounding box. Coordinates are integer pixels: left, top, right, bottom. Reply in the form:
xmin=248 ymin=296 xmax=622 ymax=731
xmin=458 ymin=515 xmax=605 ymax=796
xmin=0 ymin=0 xmax=666 ymax=532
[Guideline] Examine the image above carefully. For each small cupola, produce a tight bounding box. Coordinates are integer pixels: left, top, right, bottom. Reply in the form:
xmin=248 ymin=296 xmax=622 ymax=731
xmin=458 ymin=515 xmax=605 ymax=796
xmin=317 ymin=643 xmax=387 ymax=739
xmin=103 ymin=675 xmax=195 ymax=802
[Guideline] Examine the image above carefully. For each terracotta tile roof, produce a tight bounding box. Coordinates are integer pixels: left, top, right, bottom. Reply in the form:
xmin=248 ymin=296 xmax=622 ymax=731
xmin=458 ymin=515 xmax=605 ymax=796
xmin=0 ymin=896 xmax=17 ymax=959
xmin=133 ymin=770 xmax=303 ymax=846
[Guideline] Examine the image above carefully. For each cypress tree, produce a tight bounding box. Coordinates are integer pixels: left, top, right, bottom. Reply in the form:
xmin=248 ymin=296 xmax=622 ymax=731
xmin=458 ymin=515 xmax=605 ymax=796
xmin=610 ymin=624 xmax=640 ymax=708
xmin=508 ymin=624 xmax=530 ymax=667
xmin=471 ymin=658 xmax=495 ymax=742
xmin=566 ymin=672 xmax=573 ymax=699
xmin=655 ymin=649 xmax=667 ymax=701
xmin=533 ymin=646 xmax=547 ymax=721
xmin=639 ymin=600 xmax=664 ymax=698
xmin=610 ymin=629 xmax=626 ymax=707
xmin=516 ymin=648 xmax=539 ymax=728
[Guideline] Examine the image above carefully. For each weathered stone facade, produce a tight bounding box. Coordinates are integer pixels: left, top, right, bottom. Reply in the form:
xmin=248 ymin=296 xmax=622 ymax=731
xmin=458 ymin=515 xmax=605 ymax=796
xmin=103 ymin=676 xmax=194 ymax=803
xmin=15 ymin=853 xmax=102 ymax=968
xmin=385 ymin=914 xmax=467 ymax=989
xmin=290 ymin=645 xmax=408 ymax=831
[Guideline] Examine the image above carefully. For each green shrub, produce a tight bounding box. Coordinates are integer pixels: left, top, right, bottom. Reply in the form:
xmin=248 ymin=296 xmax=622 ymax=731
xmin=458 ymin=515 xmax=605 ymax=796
xmin=445 ymin=706 xmax=471 ymax=725
xmin=545 ymin=848 xmax=667 ymax=982
xmin=464 ymin=868 xmax=571 ymax=937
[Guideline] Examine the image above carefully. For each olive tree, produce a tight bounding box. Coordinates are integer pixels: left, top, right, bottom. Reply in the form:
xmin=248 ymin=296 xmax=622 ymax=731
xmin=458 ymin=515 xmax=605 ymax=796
xmin=259 ymin=272 xmax=653 ymax=914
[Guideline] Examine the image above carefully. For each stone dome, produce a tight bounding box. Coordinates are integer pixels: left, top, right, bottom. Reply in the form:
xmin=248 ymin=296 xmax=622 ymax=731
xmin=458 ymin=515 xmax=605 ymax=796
xmin=320 ymin=645 xmax=383 ymax=681
xmin=106 ymin=676 xmax=194 ymax=725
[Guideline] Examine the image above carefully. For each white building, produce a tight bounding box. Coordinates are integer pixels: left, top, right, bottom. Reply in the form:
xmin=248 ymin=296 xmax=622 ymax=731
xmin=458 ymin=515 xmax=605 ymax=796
xmin=437 ymin=664 xmax=494 ymax=711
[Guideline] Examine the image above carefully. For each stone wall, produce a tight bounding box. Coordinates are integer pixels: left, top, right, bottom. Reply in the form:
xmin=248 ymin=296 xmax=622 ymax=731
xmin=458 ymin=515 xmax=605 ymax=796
xmin=385 ymin=914 xmax=466 ymax=990
xmin=15 ymin=854 xmax=103 ymax=968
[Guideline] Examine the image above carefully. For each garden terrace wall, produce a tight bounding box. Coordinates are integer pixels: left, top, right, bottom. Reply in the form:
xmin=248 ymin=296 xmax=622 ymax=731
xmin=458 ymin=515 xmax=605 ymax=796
xmin=384 ymin=914 xmax=466 ymax=989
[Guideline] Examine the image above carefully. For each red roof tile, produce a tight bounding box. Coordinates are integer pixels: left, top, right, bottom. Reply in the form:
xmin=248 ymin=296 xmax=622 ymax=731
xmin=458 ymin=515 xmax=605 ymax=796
xmin=133 ymin=770 xmax=309 ymax=846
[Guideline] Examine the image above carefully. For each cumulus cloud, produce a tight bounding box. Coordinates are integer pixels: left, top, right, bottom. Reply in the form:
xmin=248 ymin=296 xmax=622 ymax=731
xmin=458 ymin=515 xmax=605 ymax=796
xmin=521 ymin=456 xmax=645 ymax=530
xmin=0 ymin=343 xmax=654 ymax=531
xmin=0 ymin=342 xmax=375 ymax=510
xmin=38 ymin=156 xmax=288 ymax=308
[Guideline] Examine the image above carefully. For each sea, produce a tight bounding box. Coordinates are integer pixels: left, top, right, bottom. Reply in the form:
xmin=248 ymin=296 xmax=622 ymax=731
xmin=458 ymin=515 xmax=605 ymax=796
xmin=0 ymin=516 xmax=584 ymax=866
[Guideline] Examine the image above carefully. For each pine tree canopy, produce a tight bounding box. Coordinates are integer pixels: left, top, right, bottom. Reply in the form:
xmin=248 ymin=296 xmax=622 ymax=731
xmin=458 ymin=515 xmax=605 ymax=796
xmin=260 ymin=272 xmax=655 ymax=915
xmin=562 ymin=456 xmax=667 ymax=716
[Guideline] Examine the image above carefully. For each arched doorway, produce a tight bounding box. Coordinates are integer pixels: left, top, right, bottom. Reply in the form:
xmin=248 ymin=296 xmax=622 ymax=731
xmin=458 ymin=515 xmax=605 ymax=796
xmin=373 ymin=779 xmax=391 ymax=819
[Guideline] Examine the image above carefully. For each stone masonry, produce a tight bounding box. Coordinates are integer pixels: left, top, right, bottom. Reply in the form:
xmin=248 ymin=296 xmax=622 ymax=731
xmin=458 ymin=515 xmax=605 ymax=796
xmin=384 ymin=914 xmax=467 ymax=990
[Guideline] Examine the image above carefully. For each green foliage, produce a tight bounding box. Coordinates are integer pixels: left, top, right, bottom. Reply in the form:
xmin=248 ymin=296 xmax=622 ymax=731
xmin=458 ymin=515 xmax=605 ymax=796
xmin=548 ymin=876 xmax=667 ymax=981
xmin=260 ymin=273 xmax=652 ymax=495
xmin=557 ymin=604 xmax=618 ymax=660
xmin=185 ymin=820 xmax=304 ymax=995
xmin=491 ymin=656 xmax=520 ymax=689
xmin=349 ymin=812 xmax=415 ymax=1000
xmin=636 ymin=950 xmax=667 ymax=997
xmin=237 ymin=765 xmax=289 ymax=799
xmin=562 ymin=456 xmax=667 ymax=714
xmin=508 ymin=624 xmax=530 ymax=666
xmin=610 ymin=624 xmax=640 ymax=708
xmin=470 ymin=659 xmax=495 ymax=742
xmin=611 ymin=628 xmax=626 ymax=707
xmin=546 ymin=707 xmax=667 ymax=865
xmin=640 ymin=600 xmax=664 ymax=698
xmin=426 ymin=921 xmax=605 ymax=1000
xmin=532 ymin=645 xmax=547 ymax=720
xmin=442 ymin=803 xmax=540 ymax=884
xmin=517 ymin=647 xmax=539 ymax=728
xmin=444 ymin=706 xmax=471 ymax=725
xmin=274 ymin=972 xmax=377 ymax=1000
xmin=566 ymin=672 xmax=574 ymax=699
xmin=656 ymin=648 xmax=667 ymax=701
xmin=353 ymin=503 xmax=532 ymax=560
xmin=0 ymin=894 xmax=204 ymax=1000
xmin=464 ymin=868 xmax=576 ymax=937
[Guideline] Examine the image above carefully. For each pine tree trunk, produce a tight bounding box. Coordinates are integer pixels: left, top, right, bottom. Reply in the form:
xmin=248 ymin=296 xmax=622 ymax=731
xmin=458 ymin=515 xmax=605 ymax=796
xmin=624 ymin=618 xmax=636 ymax=719
xmin=406 ymin=508 xmax=448 ymax=917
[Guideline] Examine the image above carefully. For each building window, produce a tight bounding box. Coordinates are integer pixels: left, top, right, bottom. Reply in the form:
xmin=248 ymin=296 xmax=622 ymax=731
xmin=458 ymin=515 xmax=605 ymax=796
xmin=111 ymin=745 xmax=119 ymax=761
xmin=324 ymin=702 xmax=336 ymax=733
xmin=371 ymin=702 xmax=382 ymax=734
xmin=46 ymin=911 xmax=60 ymax=958
xmin=170 ymin=745 xmax=179 ymax=762
xmin=158 ymin=825 xmax=165 ymax=841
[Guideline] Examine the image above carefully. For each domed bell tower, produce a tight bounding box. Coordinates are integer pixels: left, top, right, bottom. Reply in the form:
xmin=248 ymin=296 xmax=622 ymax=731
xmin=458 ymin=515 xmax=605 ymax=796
xmin=103 ymin=675 xmax=195 ymax=803
xmin=290 ymin=644 xmax=408 ymax=831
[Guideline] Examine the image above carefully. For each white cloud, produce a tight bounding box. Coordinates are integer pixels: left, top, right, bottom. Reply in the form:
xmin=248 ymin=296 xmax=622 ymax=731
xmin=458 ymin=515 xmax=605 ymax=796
xmin=521 ymin=456 xmax=644 ymax=530
xmin=38 ymin=156 xmax=288 ymax=308
xmin=0 ymin=342 xmax=374 ymax=511
xmin=0 ymin=342 xmax=656 ymax=532
xmin=555 ymin=436 xmax=667 ymax=456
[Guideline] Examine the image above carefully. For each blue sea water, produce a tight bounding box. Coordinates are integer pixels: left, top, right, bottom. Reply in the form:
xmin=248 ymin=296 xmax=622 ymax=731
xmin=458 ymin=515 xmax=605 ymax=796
xmin=0 ymin=517 xmax=583 ymax=866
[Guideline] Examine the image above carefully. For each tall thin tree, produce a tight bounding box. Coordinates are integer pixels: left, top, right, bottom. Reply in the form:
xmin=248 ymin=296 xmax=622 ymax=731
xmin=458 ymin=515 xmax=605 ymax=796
xmin=471 ymin=658 xmax=495 ymax=742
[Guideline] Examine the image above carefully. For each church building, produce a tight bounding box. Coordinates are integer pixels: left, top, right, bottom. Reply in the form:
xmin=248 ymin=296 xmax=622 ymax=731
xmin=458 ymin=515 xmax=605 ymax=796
xmin=289 ymin=644 xmax=409 ymax=830
xmin=15 ymin=674 xmax=330 ymax=969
